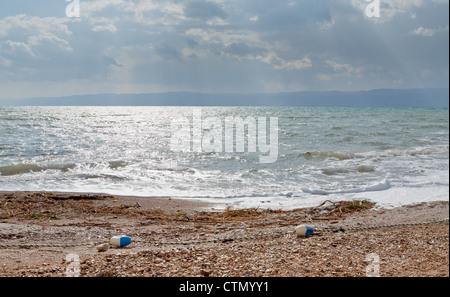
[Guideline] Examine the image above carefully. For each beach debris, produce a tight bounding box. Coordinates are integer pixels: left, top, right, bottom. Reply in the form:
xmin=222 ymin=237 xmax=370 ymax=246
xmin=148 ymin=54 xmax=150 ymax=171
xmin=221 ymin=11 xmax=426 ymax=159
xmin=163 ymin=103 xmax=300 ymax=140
xmin=221 ymin=238 xmax=234 ymax=243
xmin=110 ymin=235 xmax=132 ymax=248
xmin=96 ymin=243 xmax=109 ymax=252
xmin=295 ymin=225 xmax=314 ymax=237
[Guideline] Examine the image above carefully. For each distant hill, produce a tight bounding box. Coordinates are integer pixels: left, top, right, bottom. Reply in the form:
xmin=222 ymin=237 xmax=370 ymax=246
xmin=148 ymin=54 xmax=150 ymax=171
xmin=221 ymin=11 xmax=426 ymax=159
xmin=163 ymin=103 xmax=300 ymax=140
xmin=0 ymin=88 xmax=448 ymax=107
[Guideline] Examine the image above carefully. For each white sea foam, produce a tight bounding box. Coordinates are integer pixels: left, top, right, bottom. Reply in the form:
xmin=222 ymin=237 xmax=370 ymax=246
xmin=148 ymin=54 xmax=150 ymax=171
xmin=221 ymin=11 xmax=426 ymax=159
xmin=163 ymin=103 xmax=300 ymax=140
xmin=301 ymin=179 xmax=391 ymax=195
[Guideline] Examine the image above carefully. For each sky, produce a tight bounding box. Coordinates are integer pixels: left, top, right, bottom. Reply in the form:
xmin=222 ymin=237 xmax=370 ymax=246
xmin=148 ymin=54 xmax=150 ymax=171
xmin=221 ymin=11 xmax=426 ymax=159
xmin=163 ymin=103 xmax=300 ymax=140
xmin=0 ymin=0 xmax=449 ymax=100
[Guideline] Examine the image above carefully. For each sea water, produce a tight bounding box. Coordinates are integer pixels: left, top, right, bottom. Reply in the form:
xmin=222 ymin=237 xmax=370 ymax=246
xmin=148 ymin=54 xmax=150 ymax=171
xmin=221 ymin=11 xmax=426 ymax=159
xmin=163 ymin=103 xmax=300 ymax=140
xmin=0 ymin=106 xmax=448 ymax=209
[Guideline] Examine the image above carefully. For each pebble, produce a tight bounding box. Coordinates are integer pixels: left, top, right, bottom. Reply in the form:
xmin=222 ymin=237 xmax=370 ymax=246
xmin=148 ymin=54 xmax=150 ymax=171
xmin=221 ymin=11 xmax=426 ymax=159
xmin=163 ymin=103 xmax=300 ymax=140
xmin=96 ymin=243 xmax=109 ymax=252
xmin=200 ymin=269 xmax=213 ymax=277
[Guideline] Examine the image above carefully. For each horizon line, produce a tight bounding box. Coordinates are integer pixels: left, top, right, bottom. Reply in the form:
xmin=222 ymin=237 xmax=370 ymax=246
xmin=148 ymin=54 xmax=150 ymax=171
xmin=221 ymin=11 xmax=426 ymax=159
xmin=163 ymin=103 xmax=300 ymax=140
xmin=1 ymin=87 xmax=448 ymax=101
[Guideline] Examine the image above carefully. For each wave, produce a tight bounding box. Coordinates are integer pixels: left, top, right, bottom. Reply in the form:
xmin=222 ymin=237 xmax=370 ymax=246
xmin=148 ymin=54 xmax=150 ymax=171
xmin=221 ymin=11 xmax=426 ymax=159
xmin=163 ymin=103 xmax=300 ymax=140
xmin=107 ymin=161 xmax=130 ymax=170
xmin=0 ymin=163 xmax=76 ymax=176
xmin=321 ymin=165 xmax=375 ymax=176
xmin=301 ymin=151 xmax=358 ymax=161
xmin=117 ymin=179 xmax=392 ymax=200
xmin=300 ymin=145 xmax=449 ymax=161
xmin=301 ymin=179 xmax=391 ymax=195
xmin=0 ymin=161 xmax=129 ymax=176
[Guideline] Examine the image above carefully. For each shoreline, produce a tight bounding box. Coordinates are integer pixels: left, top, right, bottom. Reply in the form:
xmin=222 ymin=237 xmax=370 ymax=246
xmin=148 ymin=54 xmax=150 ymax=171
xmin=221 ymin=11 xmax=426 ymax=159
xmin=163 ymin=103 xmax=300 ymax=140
xmin=0 ymin=191 xmax=448 ymax=277
xmin=0 ymin=190 xmax=217 ymax=213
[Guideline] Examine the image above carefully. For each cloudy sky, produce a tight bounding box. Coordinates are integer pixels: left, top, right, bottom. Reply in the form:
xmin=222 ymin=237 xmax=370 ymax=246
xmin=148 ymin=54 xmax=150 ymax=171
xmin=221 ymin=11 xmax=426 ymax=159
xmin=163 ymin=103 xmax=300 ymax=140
xmin=0 ymin=0 xmax=448 ymax=99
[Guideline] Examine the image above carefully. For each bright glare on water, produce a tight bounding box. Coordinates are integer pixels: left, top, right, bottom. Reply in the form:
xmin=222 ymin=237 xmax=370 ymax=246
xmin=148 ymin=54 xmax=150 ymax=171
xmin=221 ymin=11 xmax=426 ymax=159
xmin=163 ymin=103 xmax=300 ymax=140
xmin=0 ymin=106 xmax=448 ymax=209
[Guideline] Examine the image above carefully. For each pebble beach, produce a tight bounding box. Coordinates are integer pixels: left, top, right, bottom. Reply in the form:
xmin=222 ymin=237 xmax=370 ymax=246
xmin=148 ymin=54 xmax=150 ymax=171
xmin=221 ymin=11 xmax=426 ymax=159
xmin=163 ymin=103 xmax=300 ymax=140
xmin=0 ymin=191 xmax=448 ymax=277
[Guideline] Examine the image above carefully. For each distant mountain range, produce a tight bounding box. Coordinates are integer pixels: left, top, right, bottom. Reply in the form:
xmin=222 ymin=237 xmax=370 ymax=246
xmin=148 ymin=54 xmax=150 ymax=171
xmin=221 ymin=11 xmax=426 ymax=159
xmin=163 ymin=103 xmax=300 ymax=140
xmin=0 ymin=88 xmax=448 ymax=107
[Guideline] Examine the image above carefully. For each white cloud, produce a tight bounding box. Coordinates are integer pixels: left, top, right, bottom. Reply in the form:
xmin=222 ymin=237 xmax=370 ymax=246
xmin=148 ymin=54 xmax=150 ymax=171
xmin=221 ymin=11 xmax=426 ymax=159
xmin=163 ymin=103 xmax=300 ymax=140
xmin=0 ymin=14 xmax=73 ymax=57
xmin=121 ymin=0 xmax=186 ymax=26
xmin=92 ymin=24 xmax=118 ymax=33
xmin=5 ymin=34 xmax=73 ymax=59
xmin=206 ymin=17 xmax=229 ymax=26
xmin=325 ymin=60 xmax=365 ymax=77
xmin=88 ymin=16 xmax=119 ymax=33
xmin=317 ymin=18 xmax=335 ymax=30
xmin=0 ymin=14 xmax=71 ymax=35
xmin=29 ymin=32 xmax=73 ymax=51
xmin=412 ymin=26 xmax=434 ymax=36
xmin=186 ymin=28 xmax=312 ymax=70
xmin=186 ymin=28 xmax=262 ymax=47
xmin=81 ymin=0 xmax=127 ymax=17
xmin=0 ymin=0 xmax=448 ymax=99
xmin=349 ymin=0 xmax=443 ymax=22
xmin=262 ymin=53 xmax=312 ymax=70
xmin=5 ymin=40 xmax=35 ymax=56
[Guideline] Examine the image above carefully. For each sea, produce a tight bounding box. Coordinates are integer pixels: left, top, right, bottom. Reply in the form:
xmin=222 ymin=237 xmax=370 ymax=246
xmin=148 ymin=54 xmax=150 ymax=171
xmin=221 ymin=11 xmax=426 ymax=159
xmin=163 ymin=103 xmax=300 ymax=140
xmin=0 ymin=106 xmax=448 ymax=210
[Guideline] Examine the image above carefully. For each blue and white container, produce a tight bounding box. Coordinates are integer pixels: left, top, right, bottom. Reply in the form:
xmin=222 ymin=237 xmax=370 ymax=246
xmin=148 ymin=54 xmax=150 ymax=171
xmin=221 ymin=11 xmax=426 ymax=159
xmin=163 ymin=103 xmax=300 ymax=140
xmin=295 ymin=225 xmax=314 ymax=237
xmin=110 ymin=235 xmax=132 ymax=247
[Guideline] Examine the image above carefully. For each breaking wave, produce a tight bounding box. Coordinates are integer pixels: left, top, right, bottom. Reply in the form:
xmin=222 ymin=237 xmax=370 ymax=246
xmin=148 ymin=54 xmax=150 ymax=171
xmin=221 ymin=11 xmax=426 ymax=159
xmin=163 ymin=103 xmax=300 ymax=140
xmin=0 ymin=161 xmax=129 ymax=176
xmin=300 ymin=145 xmax=449 ymax=161
xmin=301 ymin=179 xmax=392 ymax=195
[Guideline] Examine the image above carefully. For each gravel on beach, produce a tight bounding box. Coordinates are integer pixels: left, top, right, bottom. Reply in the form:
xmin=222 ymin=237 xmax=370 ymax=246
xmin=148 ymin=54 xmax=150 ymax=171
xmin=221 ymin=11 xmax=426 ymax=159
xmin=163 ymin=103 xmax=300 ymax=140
xmin=0 ymin=191 xmax=448 ymax=277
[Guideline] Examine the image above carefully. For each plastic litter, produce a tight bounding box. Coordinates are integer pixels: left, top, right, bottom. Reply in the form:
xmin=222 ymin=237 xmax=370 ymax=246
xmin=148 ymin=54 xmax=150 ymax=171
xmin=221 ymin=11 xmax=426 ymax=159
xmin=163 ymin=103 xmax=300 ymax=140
xmin=110 ymin=235 xmax=132 ymax=247
xmin=295 ymin=225 xmax=314 ymax=237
